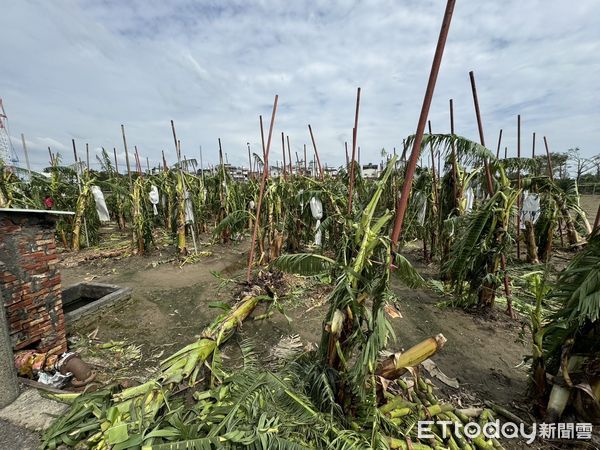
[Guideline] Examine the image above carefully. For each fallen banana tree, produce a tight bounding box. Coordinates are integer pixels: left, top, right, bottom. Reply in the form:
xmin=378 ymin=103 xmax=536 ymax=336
xmin=41 ymin=280 xmax=270 ymax=450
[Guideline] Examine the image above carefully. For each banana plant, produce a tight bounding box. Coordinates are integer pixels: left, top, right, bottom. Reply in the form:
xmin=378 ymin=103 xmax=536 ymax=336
xmin=442 ymin=165 xmax=519 ymax=308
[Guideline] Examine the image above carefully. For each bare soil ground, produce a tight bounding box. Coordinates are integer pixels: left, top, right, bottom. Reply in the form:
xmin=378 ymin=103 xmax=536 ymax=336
xmin=58 ymin=233 xmax=531 ymax=416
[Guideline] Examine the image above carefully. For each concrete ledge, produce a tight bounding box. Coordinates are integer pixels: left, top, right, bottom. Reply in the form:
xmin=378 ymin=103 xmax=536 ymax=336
xmin=62 ymin=282 xmax=132 ymax=323
xmin=0 ymin=388 xmax=67 ymax=431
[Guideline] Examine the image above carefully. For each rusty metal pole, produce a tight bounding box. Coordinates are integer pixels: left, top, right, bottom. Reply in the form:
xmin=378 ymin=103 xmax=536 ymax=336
xmin=281 ymin=132 xmax=287 ymax=179
xmin=391 ymin=0 xmax=456 ymax=247
xmin=449 ymin=99 xmax=458 ymax=208
xmin=302 ymin=144 xmax=307 ymax=174
xmin=308 ymin=124 xmax=324 ymax=180
xmin=121 ymin=124 xmax=132 ymax=184
xmin=134 ymin=145 xmax=142 ymax=175
xmin=469 ymin=70 xmax=513 ymax=315
xmin=496 ymin=129 xmax=503 ymax=159
xmin=86 ymin=143 xmax=90 ymax=172
xmin=348 ymin=87 xmax=361 ymax=213
xmin=544 ymin=136 xmax=565 ymax=246
xmin=247 ymin=142 xmax=252 ymax=179
xmin=162 ymin=150 xmax=168 ymax=171
xmin=468 ymin=71 xmax=494 ymax=195
xmin=247 ymin=95 xmax=279 ymax=282
xmin=516 ymin=115 xmax=522 ymax=260
xmin=345 ymin=142 xmax=349 ymax=166
xmin=532 ymin=132 xmax=536 ymax=175
xmin=113 ymin=147 xmax=119 ymax=175
xmin=286 ymin=135 xmax=293 ymax=175
xmin=543 ymin=136 xmax=553 ymax=180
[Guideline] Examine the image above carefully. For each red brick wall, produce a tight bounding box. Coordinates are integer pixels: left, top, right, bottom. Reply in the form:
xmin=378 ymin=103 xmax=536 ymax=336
xmin=0 ymin=212 xmax=67 ymax=355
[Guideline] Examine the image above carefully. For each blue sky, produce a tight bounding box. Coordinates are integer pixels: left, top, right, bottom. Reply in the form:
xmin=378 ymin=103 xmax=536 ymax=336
xmin=2 ymin=0 xmax=599 ymax=171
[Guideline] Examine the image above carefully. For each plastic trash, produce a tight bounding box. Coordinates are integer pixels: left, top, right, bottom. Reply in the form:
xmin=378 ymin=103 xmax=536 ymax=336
xmin=37 ymin=371 xmax=72 ymax=388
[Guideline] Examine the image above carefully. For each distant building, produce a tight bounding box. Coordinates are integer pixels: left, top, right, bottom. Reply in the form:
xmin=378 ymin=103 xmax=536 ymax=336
xmin=362 ymin=163 xmax=379 ymax=179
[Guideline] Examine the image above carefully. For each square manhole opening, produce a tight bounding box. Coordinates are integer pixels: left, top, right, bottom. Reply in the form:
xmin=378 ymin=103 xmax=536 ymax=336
xmin=61 ymin=282 xmax=132 ymax=322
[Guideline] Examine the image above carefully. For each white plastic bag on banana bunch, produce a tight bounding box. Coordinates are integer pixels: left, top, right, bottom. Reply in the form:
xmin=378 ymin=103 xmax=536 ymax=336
xmin=298 ymin=189 xmax=304 ymax=213
xmin=310 ymin=196 xmax=323 ymax=246
xmin=520 ymin=190 xmax=540 ymax=229
xmin=90 ymin=186 xmax=110 ymax=222
xmin=463 ymin=187 xmax=475 ymax=213
xmin=184 ymin=190 xmax=195 ymax=224
xmin=149 ymin=185 xmax=160 ymax=216
xmin=414 ymin=192 xmax=427 ymax=225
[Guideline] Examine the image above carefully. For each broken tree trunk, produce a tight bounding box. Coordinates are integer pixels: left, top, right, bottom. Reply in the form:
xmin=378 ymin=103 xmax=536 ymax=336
xmin=376 ymin=334 xmax=447 ymax=380
xmin=524 ymin=221 xmax=540 ymax=264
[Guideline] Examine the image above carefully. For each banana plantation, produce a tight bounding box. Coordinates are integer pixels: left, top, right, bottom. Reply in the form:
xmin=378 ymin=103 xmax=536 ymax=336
xmin=1 ymin=1 xmax=599 ymax=448
xmin=1 ymin=117 xmax=599 ymax=449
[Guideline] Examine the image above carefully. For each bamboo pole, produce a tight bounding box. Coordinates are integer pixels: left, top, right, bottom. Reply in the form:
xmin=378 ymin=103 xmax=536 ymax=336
xmin=20 ymin=133 xmax=31 ymax=175
xmin=390 ymin=0 xmax=456 ymax=246
xmin=86 ymin=143 xmax=90 ymax=171
xmin=308 ymin=124 xmax=324 ymax=180
xmin=247 ymin=95 xmax=279 ymax=282
xmin=348 ymin=87 xmax=361 ymax=213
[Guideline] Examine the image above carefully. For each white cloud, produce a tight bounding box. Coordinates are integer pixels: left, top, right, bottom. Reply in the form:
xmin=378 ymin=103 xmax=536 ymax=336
xmin=1 ymin=0 xmax=599 ymax=172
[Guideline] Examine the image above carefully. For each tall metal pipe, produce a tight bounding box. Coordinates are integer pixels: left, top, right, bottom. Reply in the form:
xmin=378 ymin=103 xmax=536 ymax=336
xmin=390 ymin=0 xmax=456 ymax=246
xmin=468 ymin=71 xmax=494 ymax=195
xmin=247 ymin=96 xmax=279 ymax=282
xmin=348 ymin=87 xmax=361 ymax=213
